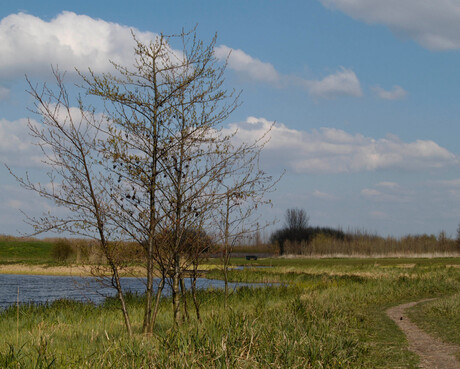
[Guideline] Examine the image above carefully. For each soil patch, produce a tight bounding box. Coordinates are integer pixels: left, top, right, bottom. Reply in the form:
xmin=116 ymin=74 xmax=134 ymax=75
xmin=387 ymin=299 xmax=460 ymax=369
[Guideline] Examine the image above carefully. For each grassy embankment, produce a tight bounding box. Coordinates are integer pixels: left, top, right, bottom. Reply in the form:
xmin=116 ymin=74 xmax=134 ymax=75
xmin=1 ymin=252 xmax=459 ymax=368
xmin=0 ymin=236 xmax=54 ymax=264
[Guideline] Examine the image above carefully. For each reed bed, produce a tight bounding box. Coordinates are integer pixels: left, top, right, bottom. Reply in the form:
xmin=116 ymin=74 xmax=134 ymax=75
xmin=280 ymin=232 xmax=460 ymax=257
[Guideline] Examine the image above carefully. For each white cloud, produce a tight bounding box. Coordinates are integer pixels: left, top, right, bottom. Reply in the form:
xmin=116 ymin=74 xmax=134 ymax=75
xmin=372 ymin=85 xmax=407 ymax=100
xmin=0 ymin=118 xmax=43 ymax=167
xmin=361 ymin=180 xmax=413 ymax=203
xmin=361 ymin=187 xmax=411 ymax=203
xmin=320 ymin=0 xmax=460 ymax=51
xmin=214 ymin=45 xmax=281 ymax=84
xmin=376 ymin=182 xmax=400 ymax=190
xmin=0 ymin=86 xmax=10 ymax=100
xmin=305 ymin=67 xmax=362 ymax=99
xmin=312 ymin=190 xmax=337 ymax=200
xmin=0 ymin=11 xmax=157 ymax=79
xmin=215 ymin=45 xmax=362 ymax=99
xmin=227 ymin=116 xmax=459 ymax=173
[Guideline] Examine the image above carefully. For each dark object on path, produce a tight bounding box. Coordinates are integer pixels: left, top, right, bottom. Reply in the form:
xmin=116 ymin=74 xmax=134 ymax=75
xmin=387 ymin=299 xmax=460 ymax=369
xmin=246 ymin=255 xmax=258 ymax=261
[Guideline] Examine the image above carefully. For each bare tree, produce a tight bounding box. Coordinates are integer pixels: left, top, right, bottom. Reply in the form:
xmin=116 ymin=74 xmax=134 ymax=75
xmin=81 ymin=28 xmax=244 ymax=327
xmin=12 ymin=27 xmax=279 ymax=333
xmin=285 ymin=208 xmax=309 ymax=231
xmin=270 ymin=208 xmax=310 ymax=255
xmin=79 ymin=31 xmax=180 ymax=333
xmin=9 ymin=70 xmax=133 ymax=337
xmin=213 ymin=132 xmax=280 ymax=307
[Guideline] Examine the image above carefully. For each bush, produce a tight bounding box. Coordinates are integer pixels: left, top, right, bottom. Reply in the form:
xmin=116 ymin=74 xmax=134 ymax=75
xmin=270 ymin=226 xmax=347 ymax=255
xmin=51 ymin=239 xmax=74 ymax=262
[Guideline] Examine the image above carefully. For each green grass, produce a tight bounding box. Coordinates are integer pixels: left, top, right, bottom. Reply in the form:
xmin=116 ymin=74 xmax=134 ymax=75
xmin=0 ymin=237 xmax=54 ymax=264
xmin=222 ymin=256 xmax=460 ymax=267
xmin=1 ymin=257 xmax=459 ymax=368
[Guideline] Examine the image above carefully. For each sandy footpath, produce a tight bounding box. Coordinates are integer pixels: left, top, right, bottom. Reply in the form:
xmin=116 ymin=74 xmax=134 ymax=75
xmin=0 ymin=264 xmax=146 ymax=277
xmin=387 ymin=299 xmax=460 ymax=369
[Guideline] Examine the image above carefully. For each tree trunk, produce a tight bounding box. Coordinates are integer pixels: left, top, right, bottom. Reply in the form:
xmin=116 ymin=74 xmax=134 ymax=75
xmin=172 ymin=255 xmax=181 ymax=325
xmin=180 ymin=275 xmax=189 ymax=322
xmin=142 ymin=247 xmax=154 ymax=333
xmin=110 ymin=262 xmax=133 ymax=337
xmin=223 ymin=195 xmax=230 ymax=308
xmin=148 ymin=275 xmax=165 ymax=333
xmin=223 ymin=252 xmax=229 ymax=309
xmin=191 ymin=262 xmax=201 ymax=322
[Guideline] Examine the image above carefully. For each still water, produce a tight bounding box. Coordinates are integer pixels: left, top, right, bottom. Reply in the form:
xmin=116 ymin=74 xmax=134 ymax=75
xmin=0 ymin=274 xmax=260 ymax=310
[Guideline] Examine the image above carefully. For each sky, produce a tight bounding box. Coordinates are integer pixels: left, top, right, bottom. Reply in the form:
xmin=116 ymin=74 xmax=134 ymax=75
xmin=1 ymin=0 xmax=460 ymax=238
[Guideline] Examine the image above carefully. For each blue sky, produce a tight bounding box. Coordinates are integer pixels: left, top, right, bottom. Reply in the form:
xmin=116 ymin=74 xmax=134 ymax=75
xmin=1 ymin=0 xmax=460 ymax=238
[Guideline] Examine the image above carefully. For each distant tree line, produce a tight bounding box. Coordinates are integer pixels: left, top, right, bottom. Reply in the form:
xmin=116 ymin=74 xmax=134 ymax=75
xmin=271 ymin=208 xmax=460 ymax=256
xmin=270 ymin=208 xmax=346 ymax=255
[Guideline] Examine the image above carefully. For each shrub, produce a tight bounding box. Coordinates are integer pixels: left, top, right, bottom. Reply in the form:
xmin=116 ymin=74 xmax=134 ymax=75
xmin=51 ymin=239 xmax=74 ymax=262
xmin=270 ymin=226 xmax=347 ymax=255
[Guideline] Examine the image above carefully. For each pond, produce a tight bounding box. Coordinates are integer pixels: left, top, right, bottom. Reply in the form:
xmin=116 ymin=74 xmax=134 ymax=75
xmin=0 ymin=274 xmax=263 ymax=310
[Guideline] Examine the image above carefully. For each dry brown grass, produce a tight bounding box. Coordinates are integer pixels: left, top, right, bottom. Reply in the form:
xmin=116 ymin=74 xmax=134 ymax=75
xmin=0 ymin=263 xmax=149 ymax=277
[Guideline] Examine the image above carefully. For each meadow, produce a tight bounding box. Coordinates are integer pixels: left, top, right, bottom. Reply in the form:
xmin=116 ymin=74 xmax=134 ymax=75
xmin=0 ymin=240 xmax=459 ymax=368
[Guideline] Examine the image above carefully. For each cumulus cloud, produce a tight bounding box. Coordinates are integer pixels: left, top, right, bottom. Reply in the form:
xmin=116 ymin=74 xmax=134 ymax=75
xmin=320 ymin=0 xmax=460 ymax=51
xmin=0 ymin=9 xmax=362 ymax=101
xmin=215 ymin=45 xmax=361 ymax=99
xmin=372 ymin=85 xmax=407 ymax=100
xmin=0 ymin=11 xmax=157 ymax=79
xmin=304 ymin=67 xmax=362 ymax=99
xmin=214 ymin=45 xmax=281 ymax=84
xmin=0 ymin=118 xmax=43 ymax=167
xmin=226 ymin=116 xmax=459 ymax=173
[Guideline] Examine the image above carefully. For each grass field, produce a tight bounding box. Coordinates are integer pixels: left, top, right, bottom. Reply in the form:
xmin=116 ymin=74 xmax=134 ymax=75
xmin=1 ymin=255 xmax=459 ymax=368
xmin=0 ymin=236 xmax=54 ymax=264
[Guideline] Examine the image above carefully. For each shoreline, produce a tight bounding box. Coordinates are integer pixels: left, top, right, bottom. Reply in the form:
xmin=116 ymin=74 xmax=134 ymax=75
xmin=0 ymin=263 xmax=217 ymax=277
xmin=1 ymin=255 xmax=459 ymax=277
xmin=0 ymin=264 xmax=148 ymax=277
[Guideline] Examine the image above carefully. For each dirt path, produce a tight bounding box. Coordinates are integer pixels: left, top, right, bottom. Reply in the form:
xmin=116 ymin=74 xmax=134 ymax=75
xmin=387 ymin=299 xmax=460 ymax=369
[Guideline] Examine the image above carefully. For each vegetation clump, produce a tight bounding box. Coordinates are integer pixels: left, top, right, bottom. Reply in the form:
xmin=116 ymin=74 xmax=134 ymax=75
xmin=51 ymin=239 xmax=74 ymax=262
